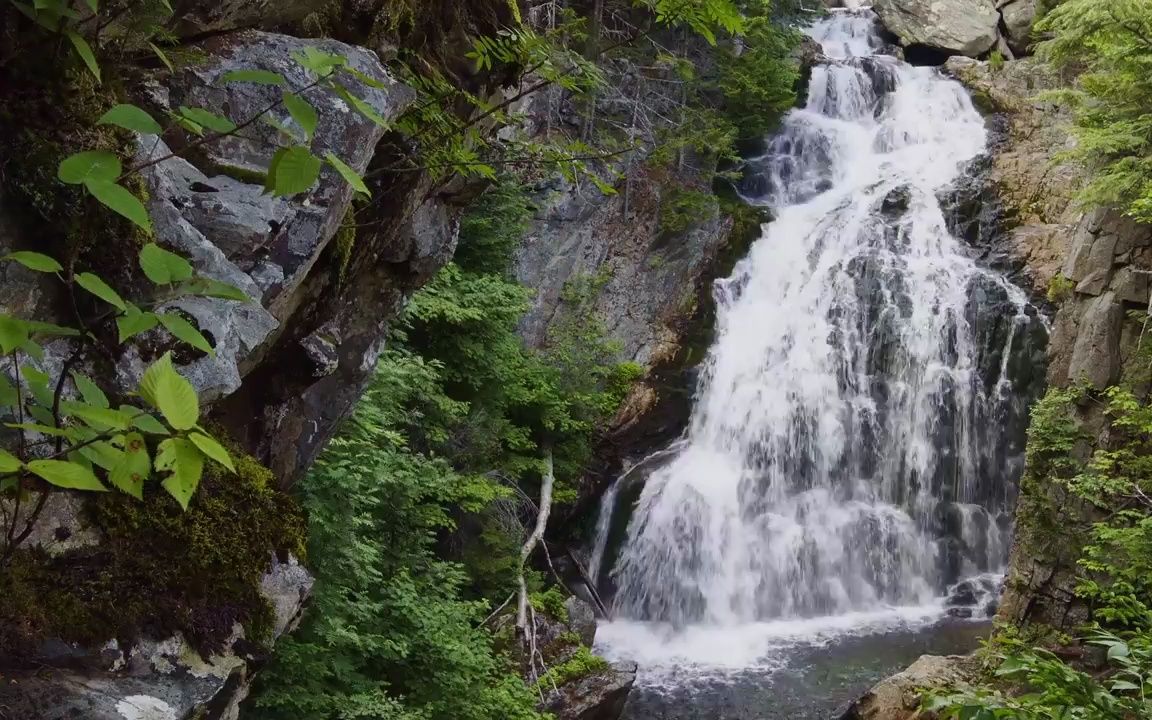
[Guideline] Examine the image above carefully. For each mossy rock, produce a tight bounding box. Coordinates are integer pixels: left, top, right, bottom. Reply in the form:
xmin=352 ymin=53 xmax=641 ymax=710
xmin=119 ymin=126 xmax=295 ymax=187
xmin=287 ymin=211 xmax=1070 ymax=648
xmin=0 ymin=452 xmax=305 ymax=663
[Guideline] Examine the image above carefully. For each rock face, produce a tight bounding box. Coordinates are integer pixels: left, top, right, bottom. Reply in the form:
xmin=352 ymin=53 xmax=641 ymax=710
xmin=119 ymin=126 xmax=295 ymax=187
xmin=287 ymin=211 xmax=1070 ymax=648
xmin=841 ymin=655 xmax=981 ymax=720
xmin=945 ymin=55 xmax=1152 ymax=633
xmin=0 ymin=559 xmax=312 ymax=720
xmin=873 ymin=0 xmax=1000 ymax=57
xmin=1000 ymin=0 xmax=1038 ymax=53
xmin=516 ymin=168 xmax=732 ymax=368
xmin=544 ymin=661 xmax=638 ymax=720
xmin=0 ymin=13 xmax=487 ymax=719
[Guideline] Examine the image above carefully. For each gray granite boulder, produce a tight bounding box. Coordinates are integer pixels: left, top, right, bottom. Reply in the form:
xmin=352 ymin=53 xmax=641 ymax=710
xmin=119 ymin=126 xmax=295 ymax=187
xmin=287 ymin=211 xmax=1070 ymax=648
xmin=874 ymin=0 xmax=1000 ymax=57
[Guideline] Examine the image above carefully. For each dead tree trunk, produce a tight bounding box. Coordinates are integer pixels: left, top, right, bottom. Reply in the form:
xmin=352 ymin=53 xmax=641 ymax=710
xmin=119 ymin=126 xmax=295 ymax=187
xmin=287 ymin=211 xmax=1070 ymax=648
xmin=516 ymin=450 xmax=555 ymax=635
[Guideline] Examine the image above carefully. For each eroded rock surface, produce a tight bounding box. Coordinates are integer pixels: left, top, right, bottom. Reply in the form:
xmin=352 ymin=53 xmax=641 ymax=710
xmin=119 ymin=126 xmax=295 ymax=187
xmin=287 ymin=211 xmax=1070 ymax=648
xmin=873 ymin=0 xmax=1000 ymax=57
xmin=841 ymin=655 xmax=981 ymax=720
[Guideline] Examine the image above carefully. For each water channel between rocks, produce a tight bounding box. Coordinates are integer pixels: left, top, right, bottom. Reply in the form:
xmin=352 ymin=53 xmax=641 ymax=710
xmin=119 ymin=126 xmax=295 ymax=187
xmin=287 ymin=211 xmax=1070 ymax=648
xmin=587 ymin=8 xmax=1049 ymax=718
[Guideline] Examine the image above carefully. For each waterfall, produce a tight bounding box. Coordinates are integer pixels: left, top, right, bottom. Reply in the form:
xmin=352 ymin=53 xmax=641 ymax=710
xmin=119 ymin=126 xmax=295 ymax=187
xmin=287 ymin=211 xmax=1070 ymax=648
xmin=596 ymin=10 xmax=1045 ymax=668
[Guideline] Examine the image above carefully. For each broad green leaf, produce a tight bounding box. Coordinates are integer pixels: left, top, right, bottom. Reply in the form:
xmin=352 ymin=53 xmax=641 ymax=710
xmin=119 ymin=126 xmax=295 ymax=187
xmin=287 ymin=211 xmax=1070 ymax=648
xmin=0 ymin=315 xmax=31 ymax=353
xmin=220 ymin=69 xmax=285 ymax=86
xmin=98 ymin=104 xmax=163 ymax=134
xmin=334 ymin=84 xmax=389 ymax=128
xmin=1107 ymin=642 xmax=1130 ymax=660
xmin=139 ymin=243 xmax=194 ymax=284
xmin=139 ymin=352 xmax=199 ymax=430
xmin=77 ymin=440 xmax=124 ymax=471
xmin=20 ymin=366 xmax=53 ymax=407
xmin=0 ymin=449 xmax=22 ymax=473
xmin=65 ymin=30 xmax=101 ymax=84
xmin=19 ymin=339 xmax=44 ymax=362
xmin=83 ymin=0 xmax=98 ymax=14
xmin=26 ymin=321 xmax=81 ymax=338
xmin=180 ymin=278 xmax=250 ymax=302
xmin=127 ymin=410 xmax=169 ymax=435
xmin=292 ymin=47 xmax=345 ymax=77
xmin=1110 ymin=679 xmax=1141 ymax=691
xmin=189 ymin=431 xmax=235 ymax=472
xmin=84 ymin=180 xmax=153 ymax=234
xmin=117 ymin=307 xmax=160 ymax=342
xmin=72 ymin=372 xmax=109 ymax=408
xmin=75 ymin=272 xmax=127 ymax=311
xmin=3 ymin=251 xmax=63 ymax=272
xmin=325 ymin=152 xmax=370 ymax=196
xmin=158 ymin=437 xmax=204 ymax=510
xmin=27 ymin=459 xmax=107 ymax=491
xmin=0 ymin=375 xmax=18 ymax=407
xmin=5 ymin=423 xmax=69 ymax=437
xmin=58 ymin=151 xmax=121 ymax=185
xmin=344 ymin=66 xmax=387 ymax=89
xmin=61 ymin=401 xmax=133 ymax=431
xmin=159 ymin=313 xmax=214 ymax=357
xmin=267 ymin=146 xmax=321 ymax=197
xmin=109 ymin=432 xmax=150 ymax=499
xmin=178 ymin=106 xmax=236 ymax=134
xmin=149 ymin=42 xmax=174 ymax=72
xmin=282 ymin=92 xmax=319 ymax=140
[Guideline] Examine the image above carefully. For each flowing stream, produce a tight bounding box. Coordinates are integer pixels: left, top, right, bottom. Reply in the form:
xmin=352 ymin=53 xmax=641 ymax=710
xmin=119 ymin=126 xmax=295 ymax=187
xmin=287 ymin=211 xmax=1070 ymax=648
xmin=590 ymin=9 xmax=1047 ymax=718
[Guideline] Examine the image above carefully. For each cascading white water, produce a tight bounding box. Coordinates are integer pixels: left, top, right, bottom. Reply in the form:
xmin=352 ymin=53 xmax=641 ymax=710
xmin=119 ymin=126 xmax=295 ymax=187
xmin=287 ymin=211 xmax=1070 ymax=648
xmin=597 ymin=10 xmax=1043 ymax=670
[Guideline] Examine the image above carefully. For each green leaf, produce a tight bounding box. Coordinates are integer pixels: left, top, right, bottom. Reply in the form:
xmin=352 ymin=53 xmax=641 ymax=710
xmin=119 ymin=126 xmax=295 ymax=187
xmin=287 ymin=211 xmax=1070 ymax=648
xmin=3 ymin=251 xmax=63 ymax=272
xmin=61 ymin=401 xmax=133 ymax=431
xmin=98 ymin=103 xmax=164 ymax=134
xmin=84 ymin=180 xmax=152 ymax=234
xmin=139 ymin=352 xmax=199 ymax=430
xmin=158 ymin=437 xmax=204 ymax=510
xmin=1107 ymin=642 xmax=1131 ymax=660
xmin=0 ymin=315 xmax=30 ymax=354
xmin=27 ymin=459 xmax=107 ymax=491
xmin=180 ymin=278 xmax=250 ymax=302
xmin=5 ymin=423 xmax=69 ymax=437
xmin=220 ymin=69 xmax=285 ymax=86
xmin=334 ymin=84 xmax=389 ymax=128
xmin=1110 ymin=679 xmax=1141 ymax=691
xmin=77 ymin=440 xmax=124 ymax=471
xmin=292 ymin=47 xmax=345 ymax=77
xmin=159 ymin=313 xmax=214 ymax=357
xmin=139 ymin=244 xmax=194 ymax=285
xmin=0 ymin=375 xmax=17 ymax=407
xmin=128 ymin=410 xmax=169 ymax=435
xmin=149 ymin=42 xmax=174 ymax=72
xmin=343 ymin=66 xmax=387 ymax=89
xmin=178 ymin=106 xmax=236 ymax=134
xmin=59 ymin=151 xmax=121 ymax=185
xmin=75 ymin=272 xmax=127 ymax=310
xmin=325 ymin=152 xmax=370 ymax=196
xmin=117 ymin=306 xmax=160 ymax=343
xmin=65 ymin=30 xmax=101 ymax=84
xmin=72 ymin=373 xmax=109 ymax=408
xmin=267 ymin=146 xmax=321 ymax=197
xmin=189 ymin=432 xmax=234 ymax=472
xmin=109 ymin=432 xmax=150 ymax=499
xmin=282 ymin=92 xmax=319 ymax=140
xmin=83 ymin=0 xmax=97 ymax=13
xmin=26 ymin=321 xmax=81 ymax=338
xmin=20 ymin=365 xmax=52 ymax=407
xmin=0 ymin=449 xmax=22 ymax=473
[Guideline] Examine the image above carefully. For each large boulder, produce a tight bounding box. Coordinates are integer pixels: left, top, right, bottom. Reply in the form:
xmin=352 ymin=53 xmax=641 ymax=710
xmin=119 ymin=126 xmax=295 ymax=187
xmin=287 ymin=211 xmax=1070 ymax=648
xmin=999 ymin=0 xmax=1038 ymax=53
xmin=873 ymin=0 xmax=1000 ymax=57
xmin=841 ymin=654 xmax=981 ymax=719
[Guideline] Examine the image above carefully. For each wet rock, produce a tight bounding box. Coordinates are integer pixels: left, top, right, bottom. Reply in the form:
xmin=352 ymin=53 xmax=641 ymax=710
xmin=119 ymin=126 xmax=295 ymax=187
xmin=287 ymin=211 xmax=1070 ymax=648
xmin=0 ymin=558 xmax=311 ymax=720
xmin=543 ymin=661 xmax=637 ymax=720
xmin=873 ymin=0 xmax=1000 ymax=58
xmin=1066 ymin=292 xmax=1123 ymax=389
xmin=566 ymin=597 xmax=598 ymax=648
xmin=880 ymin=186 xmax=912 ymax=218
xmin=999 ymin=0 xmax=1037 ymax=54
xmin=841 ymin=654 xmax=981 ymax=720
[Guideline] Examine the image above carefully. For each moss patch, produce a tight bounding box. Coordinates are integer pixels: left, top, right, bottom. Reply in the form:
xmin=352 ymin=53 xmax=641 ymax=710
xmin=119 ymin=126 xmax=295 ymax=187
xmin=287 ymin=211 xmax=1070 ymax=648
xmin=0 ymin=451 xmax=305 ymax=663
xmin=0 ymin=10 xmax=148 ymax=293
